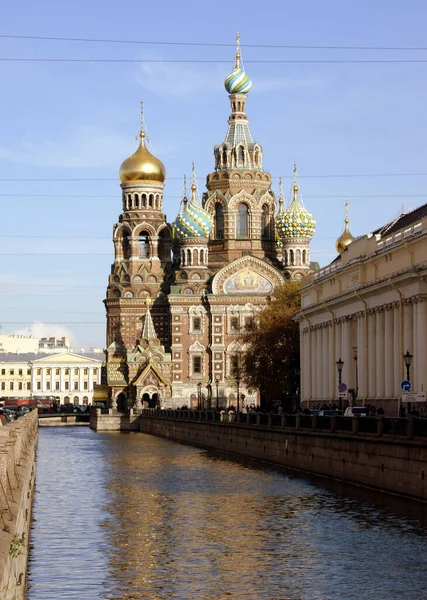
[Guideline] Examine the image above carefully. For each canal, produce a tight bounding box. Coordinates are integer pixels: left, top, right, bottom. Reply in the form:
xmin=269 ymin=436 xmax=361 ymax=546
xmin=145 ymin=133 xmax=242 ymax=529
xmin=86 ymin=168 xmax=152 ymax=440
xmin=27 ymin=427 xmax=427 ymax=599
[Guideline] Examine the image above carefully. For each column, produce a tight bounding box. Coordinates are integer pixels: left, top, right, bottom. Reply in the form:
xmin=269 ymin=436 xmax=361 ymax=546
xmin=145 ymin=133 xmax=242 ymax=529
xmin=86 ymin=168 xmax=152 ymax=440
xmin=317 ymin=327 xmax=323 ymax=401
xmin=326 ymin=324 xmax=333 ymax=399
xmin=413 ymin=302 xmax=419 ymax=392
xmin=367 ymin=312 xmax=377 ymax=399
xmin=418 ymin=300 xmax=427 ymax=393
xmin=334 ymin=321 xmax=342 ymax=401
xmin=342 ymin=318 xmax=352 ymax=389
xmin=393 ymin=304 xmax=401 ymax=397
xmin=357 ymin=313 xmax=367 ymax=399
xmin=311 ymin=327 xmax=317 ymax=402
xmin=375 ymin=310 xmax=385 ymax=399
xmin=384 ymin=308 xmax=394 ymax=398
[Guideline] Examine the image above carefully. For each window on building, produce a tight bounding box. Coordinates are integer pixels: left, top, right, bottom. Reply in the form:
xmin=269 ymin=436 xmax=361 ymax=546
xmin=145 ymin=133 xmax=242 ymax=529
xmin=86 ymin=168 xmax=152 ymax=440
xmin=27 ymin=369 xmax=31 ymax=375
xmin=56 ymin=369 xmax=60 ymax=375
xmin=139 ymin=231 xmax=150 ymax=258
xmin=93 ymin=368 xmax=98 ymax=375
xmin=74 ymin=382 xmax=78 ymax=390
xmin=231 ymin=354 xmax=240 ymax=377
xmin=65 ymin=382 xmax=69 ymax=390
xmin=9 ymin=369 xmax=14 ymax=376
xmin=84 ymin=382 xmax=88 ymax=390
xmin=245 ymin=316 xmax=253 ymax=328
xmin=46 ymin=369 xmax=51 ymax=375
xmin=215 ymin=204 xmax=224 ymax=239
xmin=1 ymin=382 xmax=5 ymax=391
xmin=37 ymin=382 xmax=41 ymax=390
xmin=193 ymin=317 xmax=201 ymax=332
xmin=9 ymin=382 xmax=14 ymax=391
xmin=193 ymin=356 xmax=202 ymax=374
xmin=18 ymin=369 xmax=23 ymax=376
xmin=37 ymin=369 xmax=41 ymax=376
xmin=261 ymin=204 xmax=270 ymax=239
xmin=18 ymin=382 xmax=23 ymax=390
xmin=74 ymin=369 xmax=79 ymax=375
xmin=230 ymin=317 xmax=239 ymax=332
xmin=0 ymin=369 xmax=4 ymax=375
xmin=46 ymin=382 xmax=50 ymax=390
xmin=55 ymin=382 xmax=60 ymax=390
xmin=84 ymin=368 xmax=88 ymax=375
xmin=26 ymin=382 xmax=31 ymax=391
xmin=65 ymin=368 xmax=69 ymax=375
xmin=237 ymin=203 xmax=249 ymax=238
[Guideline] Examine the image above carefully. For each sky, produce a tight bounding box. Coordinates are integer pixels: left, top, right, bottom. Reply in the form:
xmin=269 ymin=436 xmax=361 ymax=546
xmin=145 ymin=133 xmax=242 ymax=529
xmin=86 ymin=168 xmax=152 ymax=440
xmin=1 ymin=0 xmax=427 ymax=349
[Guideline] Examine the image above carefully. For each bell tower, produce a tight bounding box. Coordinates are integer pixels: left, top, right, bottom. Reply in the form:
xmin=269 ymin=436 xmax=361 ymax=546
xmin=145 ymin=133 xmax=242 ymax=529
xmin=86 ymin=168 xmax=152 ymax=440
xmin=204 ymin=33 xmax=277 ymax=265
xmin=104 ymin=108 xmax=172 ymax=409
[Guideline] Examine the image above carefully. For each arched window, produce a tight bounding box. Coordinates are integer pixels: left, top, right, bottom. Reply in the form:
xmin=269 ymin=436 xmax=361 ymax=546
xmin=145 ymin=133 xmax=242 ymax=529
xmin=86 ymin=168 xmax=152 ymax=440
xmin=200 ymin=249 xmax=204 ymax=264
xmin=149 ymin=194 xmax=154 ymax=208
xmin=122 ymin=230 xmax=130 ymax=260
xmin=290 ymin=249 xmax=295 ymax=266
xmin=141 ymin=194 xmax=147 ymax=208
xmin=222 ymin=148 xmax=227 ymax=167
xmin=239 ymin=146 xmax=245 ymax=166
xmin=215 ymin=204 xmax=224 ymax=239
xmin=302 ymin=249 xmax=307 ymax=265
xmin=296 ymin=249 xmax=301 ymax=266
xmin=138 ymin=231 xmax=150 ymax=259
xmin=261 ymin=205 xmax=269 ymax=239
xmin=284 ymin=249 xmax=288 ymax=266
xmin=187 ymin=249 xmax=192 ymax=265
xmin=237 ymin=203 xmax=249 ymax=238
xmin=134 ymin=194 xmax=139 ymax=209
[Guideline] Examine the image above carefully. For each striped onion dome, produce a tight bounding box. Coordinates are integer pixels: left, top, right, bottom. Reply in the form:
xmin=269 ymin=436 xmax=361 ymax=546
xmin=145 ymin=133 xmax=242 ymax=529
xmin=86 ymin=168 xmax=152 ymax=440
xmin=224 ymin=67 xmax=252 ymax=94
xmin=174 ymin=183 xmax=213 ymax=239
xmin=276 ymin=166 xmax=316 ymax=240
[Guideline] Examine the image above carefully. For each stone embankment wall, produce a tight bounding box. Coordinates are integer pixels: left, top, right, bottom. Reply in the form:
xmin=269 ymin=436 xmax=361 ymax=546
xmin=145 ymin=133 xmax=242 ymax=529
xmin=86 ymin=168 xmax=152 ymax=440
xmin=90 ymin=408 xmax=140 ymax=432
xmin=139 ymin=415 xmax=427 ymax=502
xmin=0 ymin=411 xmax=38 ymax=600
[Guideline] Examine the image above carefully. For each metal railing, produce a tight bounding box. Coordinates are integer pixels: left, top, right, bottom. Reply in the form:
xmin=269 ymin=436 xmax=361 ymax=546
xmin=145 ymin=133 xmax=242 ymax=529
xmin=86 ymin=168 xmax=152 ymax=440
xmin=139 ymin=409 xmax=427 ymax=442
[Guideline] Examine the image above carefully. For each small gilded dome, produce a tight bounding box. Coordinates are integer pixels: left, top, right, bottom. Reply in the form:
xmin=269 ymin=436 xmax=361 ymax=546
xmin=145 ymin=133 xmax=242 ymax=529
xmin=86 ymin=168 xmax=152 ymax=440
xmin=120 ymin=131 xmax=166 ymax=184
xmin=276 ymin=167 xmax=316 ymax=240
xmin=336 ymin=200 xmax=354 ymax=254
xmin=174 ymin=183 xmax=214 ymax=239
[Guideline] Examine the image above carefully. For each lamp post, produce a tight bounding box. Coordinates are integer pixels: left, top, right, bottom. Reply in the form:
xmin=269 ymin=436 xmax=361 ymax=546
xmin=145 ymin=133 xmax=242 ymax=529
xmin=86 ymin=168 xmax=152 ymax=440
xmin=197 ymin=381 xmax=202 ymax=411
xmin=336 ymin=358 xmax=344 ymax=413
xmin=403 ymin=350 xmax=413 ymax=414
xmin=215 ymin=375 xmax=220 ymax=409
xmin=236 ymin=372 xmax=241 ymax=412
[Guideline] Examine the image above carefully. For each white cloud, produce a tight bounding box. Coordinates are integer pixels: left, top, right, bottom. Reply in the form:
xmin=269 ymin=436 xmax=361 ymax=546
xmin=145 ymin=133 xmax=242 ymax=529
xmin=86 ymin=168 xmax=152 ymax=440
xmin=0 ymin=126 xmax=132 ymax=169
xmin=12 ymin=322 xmax=78 ymax=348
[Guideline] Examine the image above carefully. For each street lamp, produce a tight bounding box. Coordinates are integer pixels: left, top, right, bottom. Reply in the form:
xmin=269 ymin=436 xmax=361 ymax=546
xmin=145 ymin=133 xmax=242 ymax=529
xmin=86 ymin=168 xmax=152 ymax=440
xmin=403 ymin=350 xmax=413 ymax=414
xmin=215 ymin=375 xmax=220 ymax=409
xmin=236 ymin=372 xmax=241 ymax=412
xmin=336 ymin=358 xmax=344 ymax=413
xmin=197 ymin=381 xmax=202 ymax=411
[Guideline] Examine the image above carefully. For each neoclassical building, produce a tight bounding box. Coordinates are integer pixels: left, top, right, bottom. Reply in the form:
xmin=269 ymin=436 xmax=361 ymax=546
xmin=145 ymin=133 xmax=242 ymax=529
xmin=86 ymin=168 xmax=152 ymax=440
xmin=104 ymin=36 xmax=317 ymax=410
xmin=299 ymin=201 xmax=427 ymax=414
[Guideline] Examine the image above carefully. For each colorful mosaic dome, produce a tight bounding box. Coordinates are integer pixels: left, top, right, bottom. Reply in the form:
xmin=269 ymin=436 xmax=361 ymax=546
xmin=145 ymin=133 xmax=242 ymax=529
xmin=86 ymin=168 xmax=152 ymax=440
xmin=174 ymin=184 xmax=214 ymax=239
xmin=224 ymin=67 xmax=252 ymax=94
xmin=276 ymin=167 xmax=316 ymax=240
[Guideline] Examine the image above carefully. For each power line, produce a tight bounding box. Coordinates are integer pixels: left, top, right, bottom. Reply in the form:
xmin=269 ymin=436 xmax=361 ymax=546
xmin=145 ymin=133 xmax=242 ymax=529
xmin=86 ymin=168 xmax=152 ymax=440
xmin=2 ymin=33 xmax=427 ymax=52
xmin=1 ymin=193 xmax=427 ymax=200
xmin=1 ymin=173 xmax=427 ymax=182
xmin=3 ymin=57 xmax=427 ymax=64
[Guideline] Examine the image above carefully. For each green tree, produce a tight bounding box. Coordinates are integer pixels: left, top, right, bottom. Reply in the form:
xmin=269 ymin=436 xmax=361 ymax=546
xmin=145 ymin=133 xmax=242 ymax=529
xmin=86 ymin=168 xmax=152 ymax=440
xmin=239 ymin=281 xmax=301 ymax=411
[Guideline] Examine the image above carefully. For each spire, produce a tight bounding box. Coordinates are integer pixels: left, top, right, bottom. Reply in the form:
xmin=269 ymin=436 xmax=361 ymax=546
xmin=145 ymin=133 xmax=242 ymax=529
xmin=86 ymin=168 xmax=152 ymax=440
xmin=139 ymin=101 xmax=150 ymax=147
xmin=142 ymin=298 xmax=158 ymax=340
xmin=235 ymin=32 xmax=241 ymax=69
xmin=278 ymin=176 xmax=284 ymax=214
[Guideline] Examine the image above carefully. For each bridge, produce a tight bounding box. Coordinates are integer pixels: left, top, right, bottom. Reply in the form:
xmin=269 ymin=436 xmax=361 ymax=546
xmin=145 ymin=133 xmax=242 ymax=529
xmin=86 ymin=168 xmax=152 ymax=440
xmin=38 ymin=412 xmax=90 ymax=426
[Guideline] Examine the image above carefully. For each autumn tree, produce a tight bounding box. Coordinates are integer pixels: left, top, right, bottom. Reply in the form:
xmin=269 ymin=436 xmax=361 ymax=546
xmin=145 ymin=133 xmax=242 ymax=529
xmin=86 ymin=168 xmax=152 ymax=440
xmin=239 ymin=281 xmax=301 ymax=411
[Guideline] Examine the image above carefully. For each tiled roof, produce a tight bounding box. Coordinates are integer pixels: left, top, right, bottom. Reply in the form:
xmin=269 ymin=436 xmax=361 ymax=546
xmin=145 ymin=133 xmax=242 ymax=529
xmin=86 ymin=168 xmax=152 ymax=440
xmin=373 ymin=202 xmax=427 ymax=238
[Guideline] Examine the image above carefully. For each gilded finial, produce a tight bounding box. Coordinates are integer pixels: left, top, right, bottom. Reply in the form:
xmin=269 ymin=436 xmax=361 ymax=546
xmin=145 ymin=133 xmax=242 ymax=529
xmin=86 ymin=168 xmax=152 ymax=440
xmin=335 ymin=197 xmax=355 ymax=254
xmin=345 ymin=197 xmax=349 ymax=223
xmin=191 ymin=162 xmax=197 ymax=201
xmin=235 ymin=32 xmax=241 ymax=69
xmin=293 ymin=162 xmax=299 ymax=202
xmin=278 ymin=176 xmax=284 ymax=213
xmin=183 ymin=174 xmax=188 ymax=204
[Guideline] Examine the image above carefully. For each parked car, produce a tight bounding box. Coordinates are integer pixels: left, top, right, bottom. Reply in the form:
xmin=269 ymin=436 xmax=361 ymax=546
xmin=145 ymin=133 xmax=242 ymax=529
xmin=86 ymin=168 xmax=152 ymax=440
xmin=0 ymin=409 xmax=15 ymax=422
xmin=318 ymin=409 xmax=339 ymax=416
xmin=344 ymin=407 xmax=368 ymax=417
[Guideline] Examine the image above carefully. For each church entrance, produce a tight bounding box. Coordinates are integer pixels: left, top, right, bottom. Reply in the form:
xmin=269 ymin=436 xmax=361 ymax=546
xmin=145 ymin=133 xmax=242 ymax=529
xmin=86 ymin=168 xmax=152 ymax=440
xmin=117 ymin=392 xmax=128 ymax=412
xmin=142 ymin=388 xmax=160 ymax=408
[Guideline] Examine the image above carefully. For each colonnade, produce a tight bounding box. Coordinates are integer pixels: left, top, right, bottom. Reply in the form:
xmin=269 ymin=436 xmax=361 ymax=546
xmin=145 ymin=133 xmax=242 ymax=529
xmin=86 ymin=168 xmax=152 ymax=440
xmin=301 ymin=299 xmax=427 ymax=405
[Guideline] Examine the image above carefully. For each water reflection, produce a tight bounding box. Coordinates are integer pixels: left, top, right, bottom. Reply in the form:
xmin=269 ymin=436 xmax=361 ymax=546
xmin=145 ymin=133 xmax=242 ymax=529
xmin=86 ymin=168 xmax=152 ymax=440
xmin=28 ymin=429 xmax=427 ymax=600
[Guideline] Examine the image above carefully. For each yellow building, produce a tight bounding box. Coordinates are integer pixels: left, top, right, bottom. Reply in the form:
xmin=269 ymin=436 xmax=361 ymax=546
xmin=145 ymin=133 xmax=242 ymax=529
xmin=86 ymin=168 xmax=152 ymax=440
xmin=298 ymin=202 xmax=427 ymax=415
xmin=0 ymin=352 xmax=104 ymax=405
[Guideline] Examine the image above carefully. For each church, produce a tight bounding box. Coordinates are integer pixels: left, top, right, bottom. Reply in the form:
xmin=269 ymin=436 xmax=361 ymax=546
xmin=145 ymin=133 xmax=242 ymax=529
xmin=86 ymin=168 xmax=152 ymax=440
xmin=104 ymin=36 xmax=317 ymax=410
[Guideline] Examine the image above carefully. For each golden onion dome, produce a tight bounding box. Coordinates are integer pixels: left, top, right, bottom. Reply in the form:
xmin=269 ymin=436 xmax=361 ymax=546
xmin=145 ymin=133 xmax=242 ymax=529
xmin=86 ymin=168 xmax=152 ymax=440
xmin=336 ymin=199 xmax=355 ymax=254
xmin=119 ymin=130 xmax=166 ymax=184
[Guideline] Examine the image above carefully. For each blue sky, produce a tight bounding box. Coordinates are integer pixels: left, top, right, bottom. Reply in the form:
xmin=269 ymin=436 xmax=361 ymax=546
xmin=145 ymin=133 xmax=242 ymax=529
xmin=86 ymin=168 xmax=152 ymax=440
xmin=1 ymin=0 xmax=427 ymax=349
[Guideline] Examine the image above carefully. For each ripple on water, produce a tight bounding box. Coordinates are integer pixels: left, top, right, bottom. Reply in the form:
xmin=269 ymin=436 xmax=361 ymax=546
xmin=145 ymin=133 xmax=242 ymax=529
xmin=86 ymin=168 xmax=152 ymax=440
xmin=27 ymin=428 xmax=427 ymax=600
